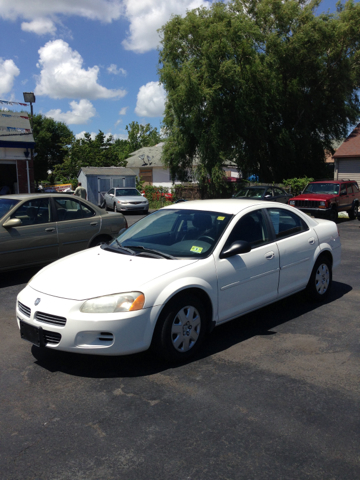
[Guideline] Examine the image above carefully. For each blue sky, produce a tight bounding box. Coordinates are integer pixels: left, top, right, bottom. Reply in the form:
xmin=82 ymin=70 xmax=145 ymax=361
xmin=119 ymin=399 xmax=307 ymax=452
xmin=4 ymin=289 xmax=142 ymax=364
xmin=0 ymin=0 xmax=352 ymax=141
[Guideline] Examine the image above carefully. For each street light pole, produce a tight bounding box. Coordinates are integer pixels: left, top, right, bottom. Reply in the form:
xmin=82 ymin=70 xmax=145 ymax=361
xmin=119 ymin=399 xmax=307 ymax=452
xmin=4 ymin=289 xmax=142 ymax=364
xmin=23 ymin=92 xmax=36 ymax=193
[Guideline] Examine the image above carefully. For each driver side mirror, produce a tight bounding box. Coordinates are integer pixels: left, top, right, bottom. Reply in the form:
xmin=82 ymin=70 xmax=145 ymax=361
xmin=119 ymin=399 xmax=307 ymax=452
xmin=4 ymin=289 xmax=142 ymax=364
xmin=2 ymin=218 xmax=22 ymax=228
xmin=220 ymin=240 xmax=251 ymax=259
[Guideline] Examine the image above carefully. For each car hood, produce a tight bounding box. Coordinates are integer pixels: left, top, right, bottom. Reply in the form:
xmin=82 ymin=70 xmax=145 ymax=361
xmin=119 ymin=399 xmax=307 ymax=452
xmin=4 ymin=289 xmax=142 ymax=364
xmin=116 ymin=196 xmax=148 ymax=202
xmin=29 ymin=247 xmax=198 ymax=300
xmin=293 ymin=193 xmax=336 ymax=201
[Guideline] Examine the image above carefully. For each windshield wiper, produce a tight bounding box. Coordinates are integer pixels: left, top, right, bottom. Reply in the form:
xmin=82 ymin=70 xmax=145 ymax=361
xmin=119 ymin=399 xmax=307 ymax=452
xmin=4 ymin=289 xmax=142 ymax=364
xmin=126 ymin=245 xmax=176 ymax=259
xmin=101 ymin=239 xmax=135 ymax=255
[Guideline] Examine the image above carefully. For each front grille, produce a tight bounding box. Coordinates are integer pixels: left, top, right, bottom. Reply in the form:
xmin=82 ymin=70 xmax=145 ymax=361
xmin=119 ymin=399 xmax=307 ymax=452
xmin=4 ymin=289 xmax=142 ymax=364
xmin=18 ymin=301 xmax=31 ymax=317
xmin=295 ymin=200 xmax=320 ymax=208
xmin=129 ymin=202 xmax=142 ymax=205
xmin=43 ymin=330 xmax=61 ymax=345
xmin=35 ymin=311 xmax=67 ymax=326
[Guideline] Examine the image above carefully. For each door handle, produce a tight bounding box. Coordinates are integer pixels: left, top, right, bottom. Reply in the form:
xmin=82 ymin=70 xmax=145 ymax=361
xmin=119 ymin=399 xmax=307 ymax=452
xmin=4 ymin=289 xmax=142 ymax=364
xmin=90 ymin=222 xmax=98 ymax=226
xmin=309 ymin=237 xmax=315 ymax=245
xmin=265 ymin=251 xmax=275 ymax=260
xmin=45 ymin=228 xmax=55 ymax=232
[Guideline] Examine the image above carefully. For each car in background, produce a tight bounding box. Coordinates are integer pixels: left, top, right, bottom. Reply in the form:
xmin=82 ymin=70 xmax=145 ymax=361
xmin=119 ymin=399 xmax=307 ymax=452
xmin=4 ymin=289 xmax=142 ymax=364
xmin=104 ymin=188 xmax=149 ymax=214
xmin=0 ymin=194 xmax=127 ymax=272
xmin=16 ymin=199 xmax=340 ymax=363
xmin=234 ymin=185 xmax=292 ymax=203
xmin=288 ymin=179 xmax=360 ymax=222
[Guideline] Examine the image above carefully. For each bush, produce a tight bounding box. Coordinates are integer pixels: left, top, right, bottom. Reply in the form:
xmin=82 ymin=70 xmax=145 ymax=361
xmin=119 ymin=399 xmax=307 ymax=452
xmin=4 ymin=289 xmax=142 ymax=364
xmin=283 ymin=177 xmax=314 ymax=196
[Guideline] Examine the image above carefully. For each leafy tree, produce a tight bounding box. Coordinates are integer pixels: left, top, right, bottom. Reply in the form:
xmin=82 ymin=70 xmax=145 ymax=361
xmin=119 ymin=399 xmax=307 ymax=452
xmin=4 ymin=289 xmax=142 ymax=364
xmin=158 ymin=0 xmax=360 ymax=188
xmin=125 ymin=121 xmax=162 ymax=152
xmin=31 ymin=114 xmax=72 ymax=182
xmin=54 ymin=131 xmax=127 ymax=182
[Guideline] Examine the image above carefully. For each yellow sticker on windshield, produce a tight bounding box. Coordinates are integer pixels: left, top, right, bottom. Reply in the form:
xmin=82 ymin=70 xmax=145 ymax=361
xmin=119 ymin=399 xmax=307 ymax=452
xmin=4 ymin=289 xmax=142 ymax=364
xmin=190 ymin=246 xmax=203 ymax=253
xmin=217 ymin=216 xmax=225 ymax=220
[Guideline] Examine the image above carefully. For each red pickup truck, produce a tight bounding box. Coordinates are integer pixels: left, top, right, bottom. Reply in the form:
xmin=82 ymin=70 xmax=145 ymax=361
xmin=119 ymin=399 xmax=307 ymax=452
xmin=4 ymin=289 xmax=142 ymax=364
xmin=288 ymin=179 xmax=360 ymax=222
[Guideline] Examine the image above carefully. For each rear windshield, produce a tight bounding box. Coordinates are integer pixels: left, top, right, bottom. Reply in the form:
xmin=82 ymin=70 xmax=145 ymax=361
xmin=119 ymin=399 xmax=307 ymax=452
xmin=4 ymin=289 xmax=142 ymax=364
xmin=0 ymin=198 xmax=20 ymax=220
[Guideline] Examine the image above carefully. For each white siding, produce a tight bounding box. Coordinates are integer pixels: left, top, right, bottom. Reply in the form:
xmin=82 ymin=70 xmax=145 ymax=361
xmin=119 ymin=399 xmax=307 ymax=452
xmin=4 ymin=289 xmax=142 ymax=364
xmin=337 ymin=158 xmax=360 ymax=185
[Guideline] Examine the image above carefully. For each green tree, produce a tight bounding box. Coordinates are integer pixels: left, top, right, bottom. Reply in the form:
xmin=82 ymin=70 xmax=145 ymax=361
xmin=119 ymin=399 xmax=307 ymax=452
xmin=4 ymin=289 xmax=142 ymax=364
xmin=158 ymin=0 xmax=360 ymax=188
xmin=54 ymin=131 xmax=127 ymax=182
xmin=31 ymin=114 xmax=73 ymax=183
xmin=125 ymin=121 xmax=162 ymax=152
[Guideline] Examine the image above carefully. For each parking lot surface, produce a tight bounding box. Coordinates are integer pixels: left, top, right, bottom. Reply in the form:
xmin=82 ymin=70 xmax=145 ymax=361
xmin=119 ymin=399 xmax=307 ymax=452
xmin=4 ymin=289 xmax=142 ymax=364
xmin=1 ymin=215 xmax=359 ymax=479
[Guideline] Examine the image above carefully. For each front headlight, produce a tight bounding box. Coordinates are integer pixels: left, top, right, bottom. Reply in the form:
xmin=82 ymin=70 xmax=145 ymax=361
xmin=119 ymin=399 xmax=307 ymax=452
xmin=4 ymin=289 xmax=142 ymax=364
xmin=289 ymin=200 xmax=295 ymax=206
xmin=80 ymin=292 xmax=145 ymax=313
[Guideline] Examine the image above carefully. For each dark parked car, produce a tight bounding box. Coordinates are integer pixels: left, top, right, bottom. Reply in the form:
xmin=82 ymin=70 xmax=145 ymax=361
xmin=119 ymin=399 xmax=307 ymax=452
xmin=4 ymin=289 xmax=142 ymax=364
xmin=0 ymin=194 xmax=127 ymax=272
xmin=233 ymin=185 xmax=292 ymax=203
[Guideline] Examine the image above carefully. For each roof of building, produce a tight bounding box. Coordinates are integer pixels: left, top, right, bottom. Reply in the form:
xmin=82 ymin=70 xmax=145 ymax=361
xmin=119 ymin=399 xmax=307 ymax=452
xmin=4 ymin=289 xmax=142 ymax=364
xmin=333 ymin=124 xmax=360 ymax=158
xmin=0 ymin=111 xmax=35 ymax=148
xmin=80 ymin=166 xmax=136 ymax=176
xmin=125 ymin=143 xmax=239 ymax=169
xmin=125 ymin=144 xmax=165 ymax=168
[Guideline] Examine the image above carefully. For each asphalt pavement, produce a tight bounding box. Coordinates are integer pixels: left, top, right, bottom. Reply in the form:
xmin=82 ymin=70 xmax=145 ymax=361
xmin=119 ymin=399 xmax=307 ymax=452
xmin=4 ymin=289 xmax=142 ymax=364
xmin=0 ymin=215 xmax=359 ymax=480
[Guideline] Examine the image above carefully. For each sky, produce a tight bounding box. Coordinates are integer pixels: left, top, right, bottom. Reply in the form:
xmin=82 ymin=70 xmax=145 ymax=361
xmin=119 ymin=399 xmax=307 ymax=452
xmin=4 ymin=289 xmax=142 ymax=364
xmin=0 ymin=0 xmax=351 ymax=141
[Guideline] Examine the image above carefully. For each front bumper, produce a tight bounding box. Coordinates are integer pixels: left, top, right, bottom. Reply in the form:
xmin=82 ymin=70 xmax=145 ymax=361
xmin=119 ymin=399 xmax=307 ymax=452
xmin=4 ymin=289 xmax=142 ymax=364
xmin=291 ymin=206 xmax=332 ymax=217
xmin=16 ymin=285 xmax=160 ymax=355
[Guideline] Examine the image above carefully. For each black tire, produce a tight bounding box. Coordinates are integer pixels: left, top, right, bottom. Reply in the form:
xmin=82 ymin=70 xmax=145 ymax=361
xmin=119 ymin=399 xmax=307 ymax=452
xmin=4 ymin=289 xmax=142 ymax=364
xmin=328 ymin=208 xmax=338 ymax=222
xmin=306 ymin=256 xmax=332 ymax=301
xmin=348 ymin=203 xmax=358 ymax=220
xmin=152 ymin=294 xmax=207 ymax=362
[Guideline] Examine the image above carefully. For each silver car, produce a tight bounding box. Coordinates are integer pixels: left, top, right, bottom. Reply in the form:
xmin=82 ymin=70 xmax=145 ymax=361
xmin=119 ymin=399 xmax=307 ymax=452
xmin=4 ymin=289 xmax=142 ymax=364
xmin=103 ymin=188 xmax=149 ymax=214
xmin=0 ymin=194 xmax=127 ymax=272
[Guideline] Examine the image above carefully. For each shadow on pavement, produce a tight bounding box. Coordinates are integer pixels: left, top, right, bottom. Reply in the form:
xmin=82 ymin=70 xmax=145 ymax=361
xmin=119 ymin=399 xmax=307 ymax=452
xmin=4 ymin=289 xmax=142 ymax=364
xmin=31 ymin=280 xmax=352 ymax=378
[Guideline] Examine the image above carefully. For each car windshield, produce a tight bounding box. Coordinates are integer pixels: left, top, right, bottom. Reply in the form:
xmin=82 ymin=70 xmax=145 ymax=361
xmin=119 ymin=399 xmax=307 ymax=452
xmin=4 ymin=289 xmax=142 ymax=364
xmin=303 ymin=183 xmax=340 ymax=194
xmin=0 ymin=198 xmax=20 ymax=220
xmin=115 ymin=189 xmax=141 ymax=197
xmin=235 ymin=187 xmax=266 ymax=198
xmin=105 ymin=208 xmax=232 ymax=259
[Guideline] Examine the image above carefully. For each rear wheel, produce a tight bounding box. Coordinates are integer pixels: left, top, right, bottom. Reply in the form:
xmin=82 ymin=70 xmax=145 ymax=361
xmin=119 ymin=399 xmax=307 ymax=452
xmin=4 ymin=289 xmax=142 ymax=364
xmin=348 ymin=203 xmax=358 ymax=220
xmin=306 ymin=256 xmax=332 ymax=301
xmin=152 ymin=294 xmax=207 ymax=362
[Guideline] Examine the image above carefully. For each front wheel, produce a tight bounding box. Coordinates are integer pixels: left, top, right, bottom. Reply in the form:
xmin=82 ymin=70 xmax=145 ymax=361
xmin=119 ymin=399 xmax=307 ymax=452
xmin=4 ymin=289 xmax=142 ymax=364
xmin=348 ymin=203 xmax=358 ymax=220
xmin=306 ymin=256 xmax=332 ymax=301
xmin=113 ymin=203 xmax=117 ymax=212
xmin=152 ymin=295 xmax=207 ymax=362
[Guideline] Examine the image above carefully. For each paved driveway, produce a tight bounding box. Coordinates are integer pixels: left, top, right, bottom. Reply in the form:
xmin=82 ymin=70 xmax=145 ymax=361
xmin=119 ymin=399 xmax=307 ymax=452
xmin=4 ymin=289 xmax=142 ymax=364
xmin=0 ymin=219 xmax=359 ymax=479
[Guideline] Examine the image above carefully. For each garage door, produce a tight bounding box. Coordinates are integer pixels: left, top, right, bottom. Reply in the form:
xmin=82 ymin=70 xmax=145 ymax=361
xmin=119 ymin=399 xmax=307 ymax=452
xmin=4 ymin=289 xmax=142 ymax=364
xmin=338 ymin=158 xmax=360 ymax=185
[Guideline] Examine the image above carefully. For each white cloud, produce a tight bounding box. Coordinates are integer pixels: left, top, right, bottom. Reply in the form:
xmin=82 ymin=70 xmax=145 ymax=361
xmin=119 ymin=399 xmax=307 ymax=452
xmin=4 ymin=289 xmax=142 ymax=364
xmin=21 ymin=18 xmax=57 ymax=35
xmin=107 ymin=64 xmax=127 ymax=76
xmin=135 ymin=82 xmax=166 ymax=117
xmin=0 ymin=0 xmax=123 ymax=23
xmin=45 ymin=99 xmax=96 ymax=125
xmin=119 ymin=106 xmax=128 ymax=115
xmin=0 ymin=58 xmax=20 ymax=95
xmin=114 ymin=119 xmax=122 ymax=127
xmin=35 ymin=40 xmax=127 ymax=100
xmin=122 ymin=0 xmax=209 ymax=53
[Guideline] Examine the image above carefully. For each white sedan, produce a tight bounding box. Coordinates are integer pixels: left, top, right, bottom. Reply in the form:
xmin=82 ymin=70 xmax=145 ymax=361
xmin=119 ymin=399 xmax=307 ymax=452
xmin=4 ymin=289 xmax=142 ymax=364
xmin=16 ymin=199 xmax=341 ymax=362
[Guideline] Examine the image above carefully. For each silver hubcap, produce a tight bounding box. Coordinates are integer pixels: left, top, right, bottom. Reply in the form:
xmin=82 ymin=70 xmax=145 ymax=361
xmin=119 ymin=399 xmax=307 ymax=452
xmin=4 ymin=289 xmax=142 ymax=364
xmin=171 ymin=305 xmax=201 ymax=352
xmin=315 ymin=263 xmax=330 ymax=295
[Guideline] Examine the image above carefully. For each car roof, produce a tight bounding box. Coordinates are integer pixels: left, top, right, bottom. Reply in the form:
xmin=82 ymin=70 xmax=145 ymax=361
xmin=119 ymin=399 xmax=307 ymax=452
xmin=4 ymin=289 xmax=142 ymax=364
xmin=162 ymin=198 xmax=292 ymax=215
xmin=0 ymin=193 xmax=75 ymax=200
xmin=310 ymin=179 xmax=356 ymax=184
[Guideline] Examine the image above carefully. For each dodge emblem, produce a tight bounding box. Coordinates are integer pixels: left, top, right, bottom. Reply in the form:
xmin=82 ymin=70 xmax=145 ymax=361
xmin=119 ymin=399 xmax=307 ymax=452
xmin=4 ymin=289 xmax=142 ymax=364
xmin=35 ymin=298 xmax=41 ymax=306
